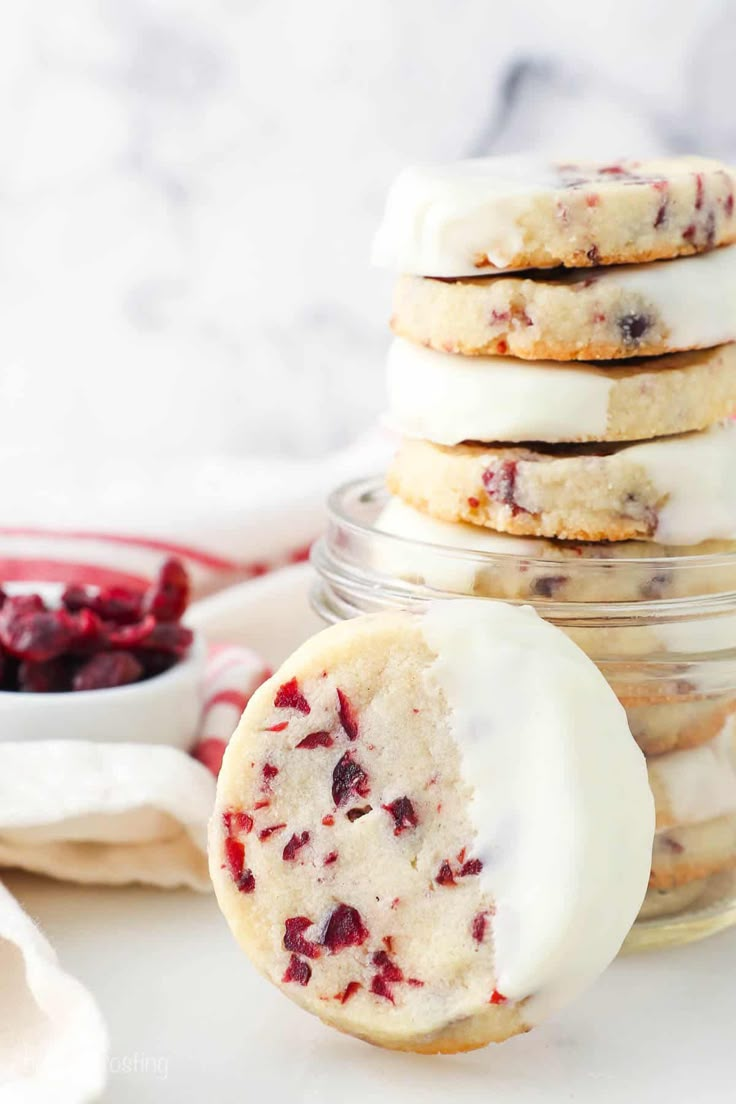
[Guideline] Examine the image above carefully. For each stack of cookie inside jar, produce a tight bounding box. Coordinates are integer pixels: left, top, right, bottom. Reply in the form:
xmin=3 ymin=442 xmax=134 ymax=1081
xmin=315 ymin=156 xmax=736 ymax=940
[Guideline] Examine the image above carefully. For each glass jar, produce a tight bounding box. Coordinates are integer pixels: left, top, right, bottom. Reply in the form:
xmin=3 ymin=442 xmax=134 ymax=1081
xmin=311 ymin=476 xmax=736 ymax=951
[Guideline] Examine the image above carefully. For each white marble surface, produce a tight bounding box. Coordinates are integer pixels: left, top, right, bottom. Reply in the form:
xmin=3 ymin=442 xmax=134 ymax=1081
xmin=7 ymin=870 xmax=736 ymax=1103
xmin=1 ymin=1 xmax=735 ymax=460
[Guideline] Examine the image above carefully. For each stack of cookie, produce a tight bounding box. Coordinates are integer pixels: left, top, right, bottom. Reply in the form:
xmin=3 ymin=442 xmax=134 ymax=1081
xmin=372 ymin=155 xmax=736 ymax=918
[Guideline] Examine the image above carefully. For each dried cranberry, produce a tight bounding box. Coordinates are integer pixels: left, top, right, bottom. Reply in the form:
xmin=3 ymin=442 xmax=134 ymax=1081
xmin=531 ymin=575 xmax=567 ymax=599
xmin=222 ymin=810 xmax=253 ymax=835
xmin=336 ymin=981 xmax=361 ymax=1004
xmin=618 ymin=312 xmax=651 ymax=344
xmin=296 ymin=731 xmax=333 ymax=749
xmin=460 ymin=859 xmax=483 ymax=877
xmin=262 ymin=763 xmax=279 ymax=784
xmin=321 ymin=904 xmax=369 ymax=952
xmin=382 ymin=796 xmax=418 ymax=835
xmin=18 ymin=657 xmax=73 ymax=693
xmin=135 ymin=649 xmax=178 ymax=678
xmin=139 ymin=622 xmax=193 ymax=656
xmin=258 ymin=823 xmax=286 ymax=841
xmin=323 ymin=851 xmax=338 ymax=865
xmin=284 ymin=917 xmax=320 ymax=959
xmin=0 ymin=606 xmax=73 ymax=662
xmin=282 ymin=831 xmax=310 ymax=861
xmin=370 ymin=974 xmax=395 ymax=1002
xmin=68 ymin=608 xmax=104 ymax=652
xmin=661 ymin=835 xmax=685 ymax=854
xmin=337 ymin=688 xmax=359 ymax=740
xmin=64 ymin=584 xmax=144 ymax=625
xmin=372 ymin=951 xmax=403 ymax=983
xmin=223 ymin=836 xmax=256 ymax=893
xmin=472 ymin=913 xmax=487 ymax=943
xmin=143 ymin=558 xmax=190 ymax=622
xmin=105 ymin=615 xmax=157 ymax=649
xmin=489 ymin=989 xmax=507 ymax=1005
xmin=274 ymin=678 xmax=311 ymax=714
xmin=282 ymin=954 xmax=311 ymax=986
xmin=436 ymin=861 xmax=456 ymax=886
xmin=73 ymin=651 xmax=143 ymax=692
xmin=482 ymin=460 xmax=527 ymax=517
xmin=332 ymin=752 xmax=370 ymax=806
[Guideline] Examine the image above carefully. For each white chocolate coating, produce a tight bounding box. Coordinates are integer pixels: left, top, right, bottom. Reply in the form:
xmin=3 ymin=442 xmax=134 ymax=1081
xmin=628 ymin=422 xmax=736 ymax=544
xmin=652 ymin=718 xmax=736 ymax=828
xmin=386 ymin=337 xmax=612 ymax=445
xmin=421 ymin=601 xmax=654 ymax=1022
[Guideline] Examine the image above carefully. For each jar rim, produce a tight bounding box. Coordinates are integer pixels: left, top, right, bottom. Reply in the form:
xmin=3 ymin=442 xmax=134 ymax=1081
xmin=317 ymin=476 xmax=736 ymax=623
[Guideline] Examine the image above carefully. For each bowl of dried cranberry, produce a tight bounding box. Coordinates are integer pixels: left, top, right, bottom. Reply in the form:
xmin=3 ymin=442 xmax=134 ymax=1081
xmin=0 ymin=559 xmax=206 ymax=748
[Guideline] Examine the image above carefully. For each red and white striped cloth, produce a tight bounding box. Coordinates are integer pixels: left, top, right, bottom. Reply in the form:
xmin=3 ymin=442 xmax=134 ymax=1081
xmin=193 ymin=643 xmax=272 ymax=778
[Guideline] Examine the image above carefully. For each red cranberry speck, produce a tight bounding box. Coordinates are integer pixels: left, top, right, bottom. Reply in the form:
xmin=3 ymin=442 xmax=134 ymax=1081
xmin=143 ymin=558 xmax=190 ymax=622
xmin=436 ymin=861 xmax=456 ymax=886
xmin=296 ymin=731 xmax=334 ymax=749
xmin=460 ymin=859 xmax=483 ymax=877
xmin=282 ymin=954 xmax=311 ymax=986
xmin=73 ymin=651 xmax=143 ymax=692
xmin=282 ymin=831 xmax=310 ymax=861
xmin=489 ymin=989 xmax=507 ymax=1005
xmin=332 ymin=752 xmax=370 ymax=806
xmin=336 ymin=981 xmax=361 ymax=1004
xmin=337 ymin=688 xmax=359 ymax=740
xmin=370 ymin=974 xmax=395 ymax=1002
xmin=472 ymin=913 xmax=488 ymax=943
xmin=274 ymin=678 xmax=311 ymax=714
xmin=284 ymin=917 xmax=320 ymax=959
xmin=382 ymin=796 xmax=419 ymax=835
xmin=321 ymin=904 xmax=369 ymax=953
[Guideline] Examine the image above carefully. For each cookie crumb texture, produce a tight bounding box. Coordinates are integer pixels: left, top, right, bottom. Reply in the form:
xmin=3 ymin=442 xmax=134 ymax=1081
xmin=373 ymin=156 xmax=736 ymax=276
xmin=210 ymin=615 xmax=526 ymax=1053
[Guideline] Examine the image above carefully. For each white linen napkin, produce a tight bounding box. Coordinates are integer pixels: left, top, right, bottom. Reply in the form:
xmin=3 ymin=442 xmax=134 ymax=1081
xmin=0 ymin=882 xmax=108 ymax=1104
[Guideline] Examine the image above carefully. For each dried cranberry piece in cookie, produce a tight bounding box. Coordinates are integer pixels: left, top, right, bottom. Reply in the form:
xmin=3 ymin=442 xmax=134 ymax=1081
xmin=273 ymin=677 xmax=311 ymax=714
xmin=321 ymin=904 xmax=369 ymax=952
xmin=296 ymin=731 xmax=334 ymax=749
xmin=223 ymin=836 xmax=256 ymax=894
xmin=332 ymin=752 xmax=370 ymax=806
xmin=72 ymin=651 xmax=143 ymax=691
xmin=283 ymin=917 xmax=320 ymax=959
xmin=282 ymin=831 xmax=310 ymax=861
xmin=143 ymin=558 xmax=190 ymax=622
xmin=282 ymin=954 xmax=311 ymax=986
xmin=482 ymin=461 xmax=527 ymax=517
xmin=337 ymin=688 xmax=359 ymax=740
xmin=382 ymin=796 xmax=419 ymax=835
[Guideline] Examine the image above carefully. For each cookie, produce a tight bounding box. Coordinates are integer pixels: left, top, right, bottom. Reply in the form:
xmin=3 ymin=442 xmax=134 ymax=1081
xmin=372 ymin=156 xmax=736 ymax=276
xmin=210 ymin=602 xmax=653 ymax=1053
xmin=386 ymin=337 xmax=736 ymax=445
xmin=624 ymin=694 xmax=736 ymax=757
xmin=387 ymin=422 xmax=736 ymax=543
xmin=638 ymin=877 xmax=711 ymax=921
xmin=374 ymin=496 xmax=736 ymax=604
xmin=648 ymin=720 xmax=736 ymax=832
xmin=651 ymin=814 xmax=736 ymax=889
xmin=391 ymin=246 xmax=736 ymax=360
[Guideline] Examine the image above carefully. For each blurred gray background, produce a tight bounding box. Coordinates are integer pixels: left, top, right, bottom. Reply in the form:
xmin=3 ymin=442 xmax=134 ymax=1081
xmin=1 ymin=0 xmax=734 ymax=460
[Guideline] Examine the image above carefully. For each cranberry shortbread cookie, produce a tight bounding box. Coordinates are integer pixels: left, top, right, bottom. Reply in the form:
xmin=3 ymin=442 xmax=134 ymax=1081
xmin=373 ymin=156 xmax=736 ymax=275
xmin=387 ymin=337 xmax=736 ymax=445
xmin=387 ymin=422 xmax=736 ymax=543
xmin=375 ymin=497 xmax=736 ymax=605
xmin=391 ymin=247 xmax=736 ymax=360
xmin=210 ymin=602 xmax=653 ymax=1053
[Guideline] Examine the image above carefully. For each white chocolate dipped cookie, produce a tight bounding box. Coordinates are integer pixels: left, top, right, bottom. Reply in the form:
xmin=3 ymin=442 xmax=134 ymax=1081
xmin=391 ymin=247 xmax=736 ymax=360
xmin=649 ymin=720 xmax=736 ymax=889
xmin=373 ymin=156 xmax=736 ymax=276
xmin=387 ymin=422 xmax=736 ymax=543
xmin=210 ymin=603 xmax=653 ymax=1052
xmin=386 ymin=337 xmax=736 ymax=445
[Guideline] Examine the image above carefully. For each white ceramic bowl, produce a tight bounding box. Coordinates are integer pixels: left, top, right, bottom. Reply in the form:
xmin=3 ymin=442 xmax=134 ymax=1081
xmin=0 ymin=585 xmax=207 ymax=747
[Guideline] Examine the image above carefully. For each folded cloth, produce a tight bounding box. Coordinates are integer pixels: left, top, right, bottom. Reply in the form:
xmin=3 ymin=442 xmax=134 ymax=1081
xmin=0 ymin=643 xmax=269 ymax=891
xmin=0 ymin=432 xmax=390 ymax=598
xmin=0 ymin=882 xmax=108 ymax=1103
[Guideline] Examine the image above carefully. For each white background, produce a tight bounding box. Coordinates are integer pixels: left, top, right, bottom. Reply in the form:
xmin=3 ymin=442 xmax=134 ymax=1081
xmin=1 ymin=0 xmax=735 ymax=460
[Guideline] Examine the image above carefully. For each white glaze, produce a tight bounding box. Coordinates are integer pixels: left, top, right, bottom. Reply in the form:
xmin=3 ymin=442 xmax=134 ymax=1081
xmin=624 ymin=421 xmax=736 ymax=544
xmin=569 ymin=247 xmax=736 ymax=349
xmin=372 ymin=157 xmax=558 ymax=274
xmin=386 ymin=337 xmax=612 ymax=445
xmin=421 ymin=600 xmax=654 ymax=1023
xmin=652 ymin=717 xmax=736 ymax=827
xmin=374 ymin=497 xmax=540 ymax=593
